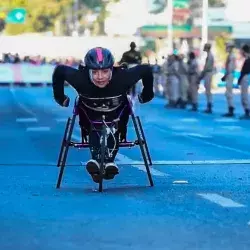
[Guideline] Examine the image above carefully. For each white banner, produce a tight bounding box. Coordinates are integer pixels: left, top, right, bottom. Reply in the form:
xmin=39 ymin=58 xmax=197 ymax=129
xmin=20 ymin=64 xmax=55 ymax=83
xmin=0 ymin=64 xmax=56 ymax=83
xmin=0 ymin=64 xmax=15 ymax=82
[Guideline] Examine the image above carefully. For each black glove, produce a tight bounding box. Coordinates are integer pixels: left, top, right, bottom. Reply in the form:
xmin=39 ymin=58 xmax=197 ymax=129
xmin=55 ymin=95 xmax=70 ymax=107
xmin=138 ymin=90 xmax=154 ymax=103
xmin=120 ymin=62 xmax=128 ymax=69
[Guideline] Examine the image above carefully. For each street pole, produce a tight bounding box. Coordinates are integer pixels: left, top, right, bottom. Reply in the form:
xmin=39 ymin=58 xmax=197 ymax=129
xmin=167 ymin=0 xmax=173 ymax=54
xmin=201 ymin=0 xmax=208 ymax=51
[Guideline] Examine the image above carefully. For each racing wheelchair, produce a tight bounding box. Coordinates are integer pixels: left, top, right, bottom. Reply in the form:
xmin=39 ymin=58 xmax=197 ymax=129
xmin=56 ymin=94 xmax=153 ymax=192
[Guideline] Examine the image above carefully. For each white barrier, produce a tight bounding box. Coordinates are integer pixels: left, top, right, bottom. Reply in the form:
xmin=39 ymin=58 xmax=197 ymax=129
xmin=0 ymin=64 xmax=56 ymax=84
xmin=0 ymin=64 xmax=15 ymax=82
xmin=0 ymin=64 xmax=245 ymax=90
xmin=20 ymin=64 xmax=55 ymax=83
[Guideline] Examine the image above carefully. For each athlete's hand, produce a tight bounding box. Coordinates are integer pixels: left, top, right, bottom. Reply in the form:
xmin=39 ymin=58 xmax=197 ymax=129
xmin=138 ymin=90 xmax=154 ymax=103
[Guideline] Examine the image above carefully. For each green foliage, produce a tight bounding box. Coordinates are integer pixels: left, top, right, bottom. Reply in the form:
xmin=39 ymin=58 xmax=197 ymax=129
xmin=0 ymin=0 xmax=225 ymax=35
xmin=1 ymin=0 xmax=72 ymax=34
xmin=80 ymin=0 xmax=120 ymax=10
xmin=148 ymin=0 xmax=166 ymax=14
xmin=208 ymin=0 xmax=225 ymax=7
xmin=80 ymin=0 xmax=120 ymax=35
xmin=1 ymin=0 xmax=121 ymax=35
xmin=4 ymin=23 xmax=26 ymax=34
xmin=147 ymin=0 xmax=225 ymax=15
xmin=80 ymin=0 xmax=103 ymax=9
xmin=28 ymin=1 xmax=65 ymax=32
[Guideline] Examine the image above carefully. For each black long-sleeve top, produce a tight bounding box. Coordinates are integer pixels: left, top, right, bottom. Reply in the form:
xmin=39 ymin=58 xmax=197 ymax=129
xmin=52 ymin=64 xmax=154 ymax=105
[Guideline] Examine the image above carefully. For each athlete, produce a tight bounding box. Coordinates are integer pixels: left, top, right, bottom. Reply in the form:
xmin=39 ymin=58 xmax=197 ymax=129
xmin=52 ymin=47 xmax=154 ymax=183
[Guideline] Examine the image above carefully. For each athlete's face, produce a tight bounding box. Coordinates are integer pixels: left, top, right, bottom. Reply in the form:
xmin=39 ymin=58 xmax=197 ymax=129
xmin=91 ymin=69 xmax=112 ymax=88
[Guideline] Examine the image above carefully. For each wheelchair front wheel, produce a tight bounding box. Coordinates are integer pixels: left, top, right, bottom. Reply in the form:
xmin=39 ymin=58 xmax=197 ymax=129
xmin=98 ymin=125 xmax=107 ymax=192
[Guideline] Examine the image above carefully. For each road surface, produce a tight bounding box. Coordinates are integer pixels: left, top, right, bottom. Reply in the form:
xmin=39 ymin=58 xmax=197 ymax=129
xmin=0 ymin=86 xmax=249 ymax=250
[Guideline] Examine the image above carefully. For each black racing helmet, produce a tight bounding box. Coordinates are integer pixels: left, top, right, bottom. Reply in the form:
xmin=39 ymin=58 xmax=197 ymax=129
xmin=84 ymin=47 xmax=114 ymax=69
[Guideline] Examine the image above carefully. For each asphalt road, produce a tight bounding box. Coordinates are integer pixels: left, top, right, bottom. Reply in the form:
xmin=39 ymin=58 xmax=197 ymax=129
xmin=0 ymin=86 xmax=249 ymax=250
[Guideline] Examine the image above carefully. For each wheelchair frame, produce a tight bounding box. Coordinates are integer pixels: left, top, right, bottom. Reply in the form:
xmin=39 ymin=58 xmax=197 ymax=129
xmin=56 ymin=95 xmax=153 ymax=192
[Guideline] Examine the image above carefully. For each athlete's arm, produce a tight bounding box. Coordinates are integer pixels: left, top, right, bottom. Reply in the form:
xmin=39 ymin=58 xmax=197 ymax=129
xmin=52 ymin=65 xmax=81 ymax=106
xmin=125 ymin=64 xmax=154 ymax=102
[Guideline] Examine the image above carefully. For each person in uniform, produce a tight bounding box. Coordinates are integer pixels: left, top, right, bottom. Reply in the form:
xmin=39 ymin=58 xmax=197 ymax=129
xmin=165 ymin=54 xmax=180 ymax=108
xmin=199 ymin=43 xmax=214 ymax=113
xmin=221 ymin=42 xmax=236 ymax=117
xmin=177 ymin=54 xmax=189 ymax=109
xmin=187 ymin=51 xmax=199 ymax=111
xmin=152 ymin=58 xmax=161 ymax=94
xmin=161 ymin=56 xmax=169 ymax=101
xmin=237 ymin=44 xmax=250 ymax=119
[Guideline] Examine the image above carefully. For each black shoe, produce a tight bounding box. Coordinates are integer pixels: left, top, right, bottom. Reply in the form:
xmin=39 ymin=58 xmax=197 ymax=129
xmin=164 ymin=101 xmax=175 ymax=108
xmin=222 ymin=113 xmax=234 ymax=117
xmin=222 ymin=107 xmax=234 ymax=117
xmin=179 ymin=100 xmax=187 ymax=109
xmin=86 ymin=159 xmax=101 ymax=183
xmin=239 ymin=114 xmax=250 ymax=120
xmin=190 ymin=103 xmax=198 ymax=111
xmin=104 ymin=162 xmax=119 ymax=180
xmin=204 ymin=103 xmax=212 ymax=114
xmin=239 ymin=109 xmax=250 ymax=120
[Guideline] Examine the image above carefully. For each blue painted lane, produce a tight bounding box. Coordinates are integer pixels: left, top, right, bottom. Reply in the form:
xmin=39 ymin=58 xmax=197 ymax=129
xmin=0 ymin=87 xmax=250 ymax=250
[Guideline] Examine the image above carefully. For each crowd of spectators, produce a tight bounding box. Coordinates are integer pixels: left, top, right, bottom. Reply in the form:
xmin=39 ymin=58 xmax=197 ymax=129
xmin=0 ymin=53 xmax=82 ymax=67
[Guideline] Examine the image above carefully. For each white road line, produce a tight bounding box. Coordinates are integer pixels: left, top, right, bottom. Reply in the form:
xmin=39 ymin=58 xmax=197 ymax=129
xmin=197 ymin=193 xmax=246 ymax=208
xmin=214 ymin=118 xmax=238 ymax=123
xmin=186 ymin=133 xmax=212 ymax=138
xmin=116 ymin=153 xmax=169 ymax=177
xmin=71 ymin=134 xmax=169 ymax=177
xmin=55 ymin=118 xmax=68 ymax=123
xmin=156 ymin=126 xmax=250 ymax=156
xmin=189 ymin=137 xmax=250 ymax=156
xmin=168 ymin=130 xmax=212 ymax=138
xmin=9 ymin=88 xmax=36 ymax=117
xmin=122 ymin=159 xmax=250 ymax=165
xmin=179 ymin=118 xmax=199 ymax=123
xmin=26 ymin=127 xmax=51 ymax=132
xmin=220 ymin=126 xmax=242 ymax=131
xmin=173 ymin=180 xmax=189 ymax=184
xmin=16 ymin=118 xmax=38 ymax=123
